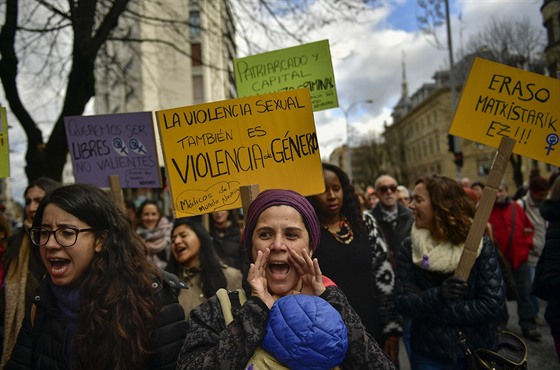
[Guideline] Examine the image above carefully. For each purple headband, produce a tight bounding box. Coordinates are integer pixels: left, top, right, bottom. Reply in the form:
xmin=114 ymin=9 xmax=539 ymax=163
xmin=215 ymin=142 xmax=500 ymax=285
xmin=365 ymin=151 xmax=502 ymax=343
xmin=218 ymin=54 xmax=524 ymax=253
xmin=243 ymin=189 xmax=321 ymax=258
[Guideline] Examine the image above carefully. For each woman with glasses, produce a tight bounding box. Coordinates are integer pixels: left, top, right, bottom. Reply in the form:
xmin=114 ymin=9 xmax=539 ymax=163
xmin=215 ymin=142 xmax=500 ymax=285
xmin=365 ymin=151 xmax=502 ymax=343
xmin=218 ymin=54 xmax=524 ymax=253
xmin=307 ymin=163 xmax=402 ymax=366
xmin=5 ymin=184 xmax=187 ymax=370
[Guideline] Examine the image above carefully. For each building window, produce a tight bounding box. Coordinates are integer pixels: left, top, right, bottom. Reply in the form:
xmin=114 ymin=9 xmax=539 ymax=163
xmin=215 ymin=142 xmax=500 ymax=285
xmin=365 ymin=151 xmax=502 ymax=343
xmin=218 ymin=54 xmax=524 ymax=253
xmin=191 ymin=43 xmax=202 ymax=66
xmin=193 ymin=75 xmax=203 ymax=101
xmin=429 ymin=137 xmax=434 ymax=155
xmin=189 ymin=10 xmax=201 ymax=37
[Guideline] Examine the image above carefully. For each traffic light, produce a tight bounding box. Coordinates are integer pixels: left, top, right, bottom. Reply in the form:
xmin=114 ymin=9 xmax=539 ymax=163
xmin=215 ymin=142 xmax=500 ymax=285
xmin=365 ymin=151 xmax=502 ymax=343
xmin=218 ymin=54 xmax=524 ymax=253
xmin=454 ymin=152 xmax=463 ymax=167
xmin=447 ymin=134 xmax=455 ymax=153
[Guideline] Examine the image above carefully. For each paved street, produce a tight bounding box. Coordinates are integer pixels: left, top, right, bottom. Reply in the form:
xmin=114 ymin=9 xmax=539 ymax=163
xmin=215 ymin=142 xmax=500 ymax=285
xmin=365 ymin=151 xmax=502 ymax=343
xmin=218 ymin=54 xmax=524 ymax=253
xmin=397 ymin=299 xmax=559 ymax=369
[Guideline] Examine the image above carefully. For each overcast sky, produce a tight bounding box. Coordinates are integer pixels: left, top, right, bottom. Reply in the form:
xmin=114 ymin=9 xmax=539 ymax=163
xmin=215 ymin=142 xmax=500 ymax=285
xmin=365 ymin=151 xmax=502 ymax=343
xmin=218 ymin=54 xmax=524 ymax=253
xmin=302 ymin=0 xmax=546 ymax=159
xmin=4 ymin=0 xmax=546 ymax=204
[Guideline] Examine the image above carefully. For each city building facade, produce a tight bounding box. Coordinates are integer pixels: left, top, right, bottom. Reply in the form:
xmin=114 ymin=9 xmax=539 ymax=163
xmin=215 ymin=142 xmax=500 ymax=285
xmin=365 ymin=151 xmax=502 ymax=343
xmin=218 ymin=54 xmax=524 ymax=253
xmin=542 ymin=0 xmax=560 ymax=77
xmin=383 ymin=54 xmax=555 ymax=190
xmin=92 ymin=0 xmax=237 ymax=209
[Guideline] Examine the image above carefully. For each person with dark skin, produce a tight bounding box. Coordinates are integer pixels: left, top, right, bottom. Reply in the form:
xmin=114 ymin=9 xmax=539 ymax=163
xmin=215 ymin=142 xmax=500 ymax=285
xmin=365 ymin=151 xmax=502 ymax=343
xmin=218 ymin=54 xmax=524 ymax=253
xmin=308 ymin=163 xmax=402 ymax=365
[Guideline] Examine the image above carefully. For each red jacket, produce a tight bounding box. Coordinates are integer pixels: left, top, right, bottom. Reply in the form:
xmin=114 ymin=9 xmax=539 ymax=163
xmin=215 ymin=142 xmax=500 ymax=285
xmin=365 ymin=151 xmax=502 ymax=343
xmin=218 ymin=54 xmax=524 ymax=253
xmin=489 ymin=199 xmax=534 ymax=269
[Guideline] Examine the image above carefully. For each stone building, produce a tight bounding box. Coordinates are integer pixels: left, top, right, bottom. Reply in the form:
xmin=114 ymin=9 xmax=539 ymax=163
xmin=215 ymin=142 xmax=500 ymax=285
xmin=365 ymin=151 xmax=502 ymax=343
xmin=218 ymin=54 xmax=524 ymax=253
xmin=542 ymin=0 xmax=560 ymax=77
xmin=383 ymin=52 xmax=555 ymax=190
xmin=93 ymin=0 xmax=237 ymax=208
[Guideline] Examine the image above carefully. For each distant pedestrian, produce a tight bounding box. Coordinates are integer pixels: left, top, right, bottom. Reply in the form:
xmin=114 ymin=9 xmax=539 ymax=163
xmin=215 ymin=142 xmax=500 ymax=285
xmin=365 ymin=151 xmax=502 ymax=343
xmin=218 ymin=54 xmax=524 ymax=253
xmin=489 ymin=181 xmax=540 ymax=341
xmin=1 ymin=177 xmax=61 ymax=368
xmin=532 ymin=176 xmax=560 ymax=361
xmin=518 ymin=176 xmax=550 ymax=319
xmin=209 ymin=209 xmax=248 ymax=272
xmin=371 ymin=175 xmax=413 ymax=267
xmin=136 ymin=200 xmax=173 ymax=269
xmin=396 ymin=185 xmax=411 ymax=207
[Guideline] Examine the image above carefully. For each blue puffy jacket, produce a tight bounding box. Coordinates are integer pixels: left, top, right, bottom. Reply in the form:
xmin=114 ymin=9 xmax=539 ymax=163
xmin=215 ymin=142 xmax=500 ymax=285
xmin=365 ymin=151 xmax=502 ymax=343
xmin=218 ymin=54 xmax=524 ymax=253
xmin=261 ymin=294 xmax=348 ymax=370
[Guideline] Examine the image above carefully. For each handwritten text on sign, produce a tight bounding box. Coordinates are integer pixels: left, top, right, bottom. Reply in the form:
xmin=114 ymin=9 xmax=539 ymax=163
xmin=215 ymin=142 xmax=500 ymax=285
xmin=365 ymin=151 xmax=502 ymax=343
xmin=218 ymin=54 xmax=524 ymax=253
xmin=234 ymin=40 xmax=338 ymax=112
xmin=0 ymin=107 xmax=9 ymax=178
xmin=64 ymin=112 xmax=161 ymax=188
xmin=155 ymin=88 xmax=325 ymax=217
xmin=449 ymin=57 xmax=559 ymax=166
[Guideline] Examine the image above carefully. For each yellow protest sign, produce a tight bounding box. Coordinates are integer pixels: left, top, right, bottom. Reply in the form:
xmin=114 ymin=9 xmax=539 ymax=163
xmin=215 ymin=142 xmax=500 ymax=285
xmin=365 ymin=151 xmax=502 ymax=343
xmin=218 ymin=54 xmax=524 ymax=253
xmin=0 ymin=107 xmax=9 ymax=178
xmin=450 ymin=57 xmax=559 ymax=166
xmin=155 ymin=88 xmax=324 ymax=218
xmin=234 ymin=40 xmax=338 ymax=112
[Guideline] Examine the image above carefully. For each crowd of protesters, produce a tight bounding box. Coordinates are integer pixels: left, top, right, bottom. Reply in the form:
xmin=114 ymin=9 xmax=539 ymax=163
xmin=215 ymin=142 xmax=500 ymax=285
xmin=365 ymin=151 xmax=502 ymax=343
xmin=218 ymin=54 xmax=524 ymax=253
xmin=0 ymin=167 xmax=558 ymax=369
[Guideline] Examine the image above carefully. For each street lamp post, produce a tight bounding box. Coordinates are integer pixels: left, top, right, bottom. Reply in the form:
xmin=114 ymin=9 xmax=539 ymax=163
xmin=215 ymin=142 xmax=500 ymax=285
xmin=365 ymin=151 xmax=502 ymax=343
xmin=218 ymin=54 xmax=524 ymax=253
xmin=341 ymin=99 xmax=374 ymax=182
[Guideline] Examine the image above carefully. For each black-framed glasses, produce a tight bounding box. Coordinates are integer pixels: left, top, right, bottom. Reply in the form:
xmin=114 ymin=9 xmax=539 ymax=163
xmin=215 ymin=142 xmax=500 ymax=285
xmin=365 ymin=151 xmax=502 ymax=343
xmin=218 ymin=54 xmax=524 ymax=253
xmin=378 ymin=184 xmax=398 ymax=193
xmin=29 ymin=227 xmax=96 ymax=247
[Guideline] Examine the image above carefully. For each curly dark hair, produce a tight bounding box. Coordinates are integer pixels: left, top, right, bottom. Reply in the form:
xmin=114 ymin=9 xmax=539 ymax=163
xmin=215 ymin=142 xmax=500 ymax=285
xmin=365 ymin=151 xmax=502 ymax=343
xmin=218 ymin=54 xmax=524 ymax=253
xmin=307 ymin=163 xmax=367 ymax=237
xmin=32 ymin=184 xmax=159 ymax=370
xmin=415 ymin=174 xmax=475 ymax=245
xmin=165 ymin=218 xmax=228 ymax=298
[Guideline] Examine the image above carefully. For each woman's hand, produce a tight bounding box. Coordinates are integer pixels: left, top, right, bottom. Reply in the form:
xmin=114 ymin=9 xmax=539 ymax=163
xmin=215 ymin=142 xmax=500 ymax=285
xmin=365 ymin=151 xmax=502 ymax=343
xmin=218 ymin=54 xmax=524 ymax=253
xmin=288 ymin=248 xmax=326 ymax=296
xmin=248 ymin=249 xmax=275 ymax=308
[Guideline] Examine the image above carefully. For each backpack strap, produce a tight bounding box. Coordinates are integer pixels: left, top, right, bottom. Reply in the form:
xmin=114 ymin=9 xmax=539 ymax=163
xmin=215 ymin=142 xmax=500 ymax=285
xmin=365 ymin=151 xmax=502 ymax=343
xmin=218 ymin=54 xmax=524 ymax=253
xmin=31 ymin=303 xmax=37 ymax=329
xmin=216 ymin=288 xmax=247 ymax=325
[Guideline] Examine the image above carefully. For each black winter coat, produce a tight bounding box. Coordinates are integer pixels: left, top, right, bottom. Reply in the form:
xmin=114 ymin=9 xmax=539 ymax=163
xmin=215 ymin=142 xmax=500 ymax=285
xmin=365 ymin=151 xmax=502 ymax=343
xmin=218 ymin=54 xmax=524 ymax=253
xmin=533 ymin=199 xmax=560 ymax=338
xmin=177 ymin=286 xmax=395 ymax=370
xmin=5 ymin=272 xmax=187 ymax=370
xmin=395 ymin=237 xmax=507 ymax=361
xmin=370 ymin=202 xmax=413 ymax=266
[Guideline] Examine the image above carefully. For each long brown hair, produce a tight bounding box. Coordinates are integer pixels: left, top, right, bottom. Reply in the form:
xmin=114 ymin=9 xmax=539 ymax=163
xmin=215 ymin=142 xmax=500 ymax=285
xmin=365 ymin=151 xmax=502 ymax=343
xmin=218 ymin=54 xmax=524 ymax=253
xmin=415 ymin=175 xmax=475 ymax=245
xmin=33 ymin=184 xmax=159 ymax=370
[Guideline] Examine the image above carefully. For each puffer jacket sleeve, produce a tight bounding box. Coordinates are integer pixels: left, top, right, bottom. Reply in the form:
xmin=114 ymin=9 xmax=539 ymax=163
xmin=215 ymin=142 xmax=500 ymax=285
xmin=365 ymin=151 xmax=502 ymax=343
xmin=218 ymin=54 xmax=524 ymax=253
xmin=363 ymin=213 xmax=403 ymax=336
xmin=177 ymin=295 xmax=270 ymax=370
xmin=440 ymin=238 xmax=507 ymax=325
xmin=149 ymin=272 xmax=189 ymax=370
xmin=322 ymin=286 xmax=396 ymax=370
xmin=395 ymin=237 xmax=506 ymax=324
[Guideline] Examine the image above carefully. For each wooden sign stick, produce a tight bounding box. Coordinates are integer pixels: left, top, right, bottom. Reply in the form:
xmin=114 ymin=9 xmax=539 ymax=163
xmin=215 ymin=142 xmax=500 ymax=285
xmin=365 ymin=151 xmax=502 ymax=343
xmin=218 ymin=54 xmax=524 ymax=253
xmin=240 ymin=184 xmax=260 ymax=226
xmin=108 ymin=174 xmax=126 ymax=211
xmin=454 ymin=136 xmax=516 ymax=280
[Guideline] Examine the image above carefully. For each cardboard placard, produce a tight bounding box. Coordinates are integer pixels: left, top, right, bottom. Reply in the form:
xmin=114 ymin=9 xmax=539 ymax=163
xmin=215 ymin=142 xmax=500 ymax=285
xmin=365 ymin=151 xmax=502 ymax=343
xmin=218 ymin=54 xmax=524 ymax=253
xmin=155 ymin=88 xmax=324 ymax=218
xmin=0 ymin=107 xmax=9 ymax=179
xmin=450 ymin=57 xmax=559 ymax=166
xmin=64 ymin=112 xmax=161 ymax=188
xmin=235 ymin=40 xmax=338 ymax=112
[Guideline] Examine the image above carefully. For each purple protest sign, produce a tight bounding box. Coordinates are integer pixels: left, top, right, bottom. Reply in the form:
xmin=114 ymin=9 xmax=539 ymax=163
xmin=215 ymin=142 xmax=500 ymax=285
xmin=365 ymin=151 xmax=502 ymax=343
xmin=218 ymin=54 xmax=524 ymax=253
xmin=64 ymin=112 xmax=161 ymax=188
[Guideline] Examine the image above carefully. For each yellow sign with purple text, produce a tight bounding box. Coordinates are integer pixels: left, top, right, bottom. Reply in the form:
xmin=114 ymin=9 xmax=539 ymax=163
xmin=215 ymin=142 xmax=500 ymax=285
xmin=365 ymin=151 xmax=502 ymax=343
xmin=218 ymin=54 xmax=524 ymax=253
xmin=450 ymin=57 xmax=559 ymax=166
xmin=155 ymin=88 xmax=324 ymax=218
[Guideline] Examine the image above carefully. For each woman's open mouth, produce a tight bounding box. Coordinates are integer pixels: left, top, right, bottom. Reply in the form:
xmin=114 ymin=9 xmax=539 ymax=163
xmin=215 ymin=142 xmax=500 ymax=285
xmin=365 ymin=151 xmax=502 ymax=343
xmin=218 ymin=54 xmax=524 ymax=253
xmin=48 ymin=258 xmax=70 ymax=277
xmin=268 ymin=262 xmax=290 ymax=280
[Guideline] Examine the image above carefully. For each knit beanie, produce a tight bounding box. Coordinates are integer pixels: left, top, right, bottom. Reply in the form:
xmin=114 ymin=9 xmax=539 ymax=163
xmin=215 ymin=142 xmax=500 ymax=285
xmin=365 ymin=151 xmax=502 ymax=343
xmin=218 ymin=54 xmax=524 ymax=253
xmin=243 ymin=189 xmax=321 ymax=260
